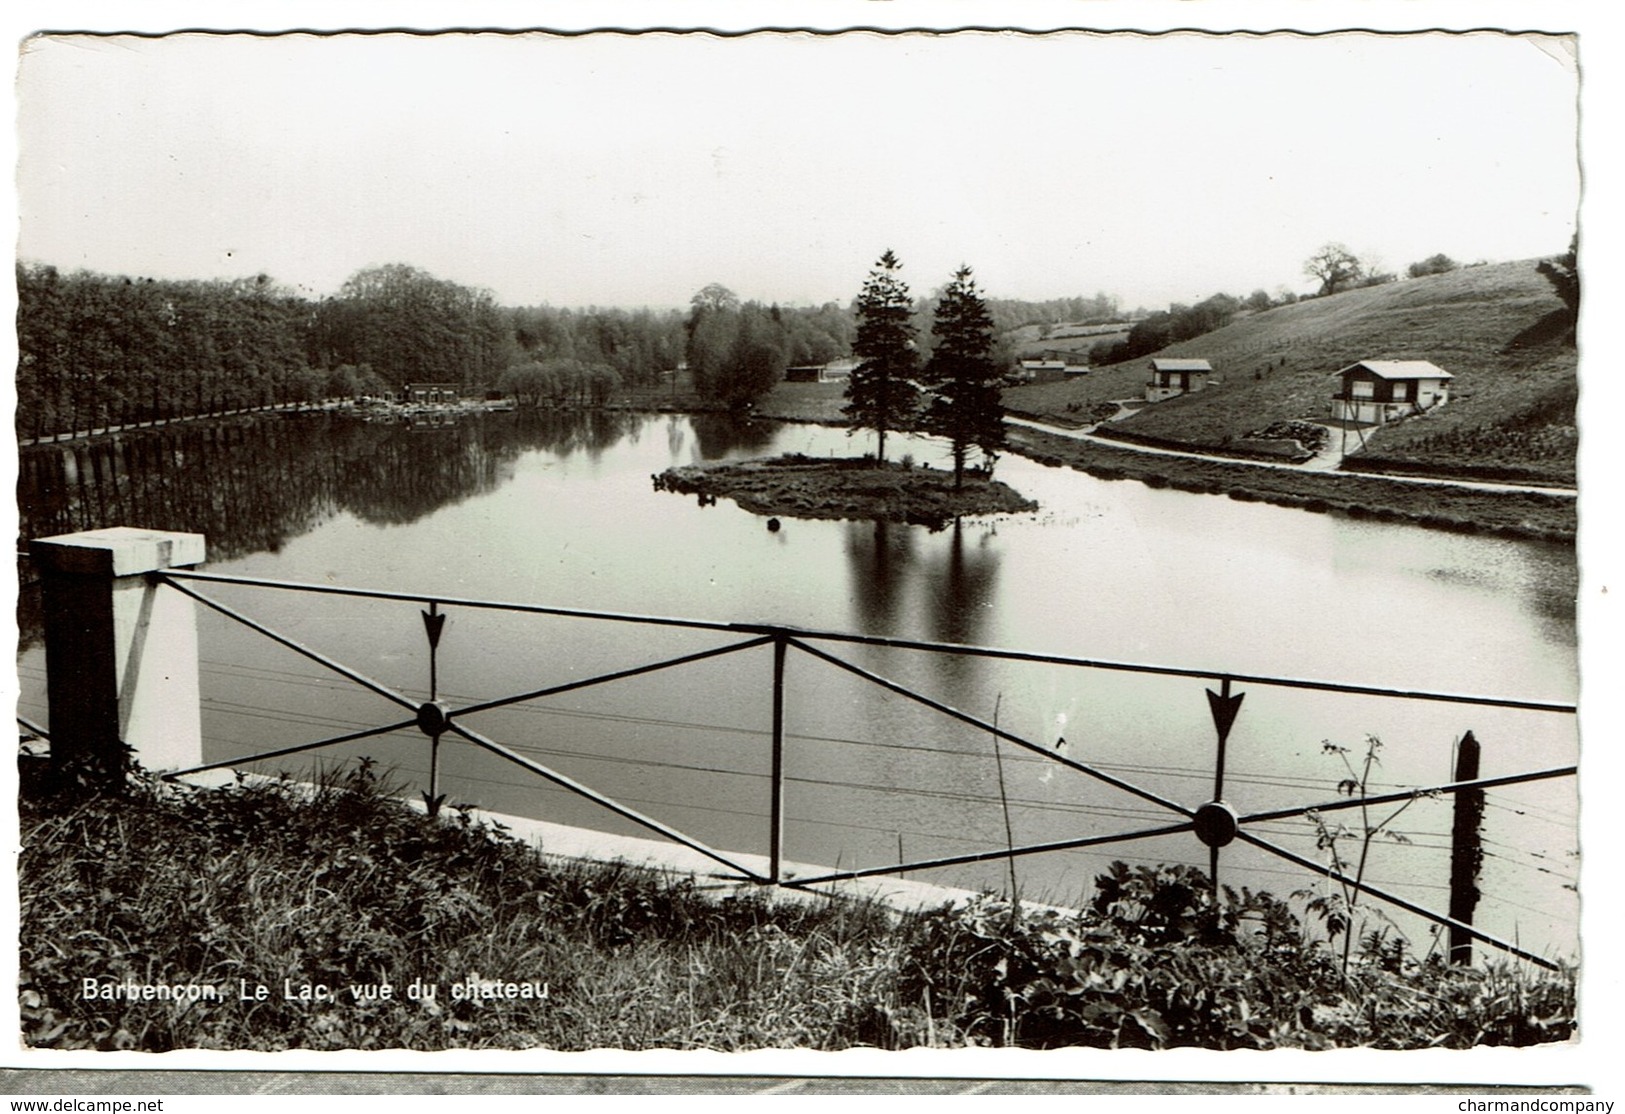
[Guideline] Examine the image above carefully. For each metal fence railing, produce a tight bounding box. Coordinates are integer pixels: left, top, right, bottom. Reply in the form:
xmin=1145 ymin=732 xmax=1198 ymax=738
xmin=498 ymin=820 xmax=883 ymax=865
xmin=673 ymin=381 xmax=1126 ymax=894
xmin=54 ymin=566 xmax=1578 ymax=970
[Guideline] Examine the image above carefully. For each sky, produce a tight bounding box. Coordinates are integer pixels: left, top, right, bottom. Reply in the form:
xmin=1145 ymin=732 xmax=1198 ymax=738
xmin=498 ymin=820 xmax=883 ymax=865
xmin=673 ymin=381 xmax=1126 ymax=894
xmin=14 ymin=27 xmax=1580 ymax=313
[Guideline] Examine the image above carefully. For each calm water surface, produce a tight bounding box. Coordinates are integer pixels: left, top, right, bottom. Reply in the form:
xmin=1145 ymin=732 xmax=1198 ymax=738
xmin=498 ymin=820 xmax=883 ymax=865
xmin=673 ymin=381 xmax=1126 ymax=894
xmin=16 ymin=410 xmax=1580 ymax=957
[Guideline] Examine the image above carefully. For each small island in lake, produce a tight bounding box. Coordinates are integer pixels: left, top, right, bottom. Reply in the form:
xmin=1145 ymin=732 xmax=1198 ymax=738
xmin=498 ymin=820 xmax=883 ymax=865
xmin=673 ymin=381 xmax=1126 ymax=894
xmin=657 ymin=453 xmax=1038 ymax=530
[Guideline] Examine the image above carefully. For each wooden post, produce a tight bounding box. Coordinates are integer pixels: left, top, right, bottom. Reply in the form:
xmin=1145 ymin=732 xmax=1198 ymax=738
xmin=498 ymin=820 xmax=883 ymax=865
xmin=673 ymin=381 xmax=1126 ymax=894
xmin=30 ymin=527 xmax=207 ymax=786
xmin=1448 ymin=731 xmax=1485 ymax=965
xmin=768 ymin=633 xmax=787 ymax=884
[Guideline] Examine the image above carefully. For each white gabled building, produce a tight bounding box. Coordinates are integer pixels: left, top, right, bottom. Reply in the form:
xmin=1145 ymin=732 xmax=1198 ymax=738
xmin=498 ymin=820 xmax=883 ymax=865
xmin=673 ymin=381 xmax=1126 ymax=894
xmin=1331 ymin=360 xmax=1453 ymax=424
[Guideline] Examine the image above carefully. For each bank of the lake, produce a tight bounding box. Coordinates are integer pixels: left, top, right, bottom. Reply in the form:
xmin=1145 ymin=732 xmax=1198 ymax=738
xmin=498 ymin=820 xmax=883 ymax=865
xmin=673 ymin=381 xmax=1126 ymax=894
xmin=1004 ymin=424 xmax=1576 ymax=544
xmin=658 ymin=453 xmax=1037 ymax=529
xmin=741 ymin=383 xmax=1576 ymax=543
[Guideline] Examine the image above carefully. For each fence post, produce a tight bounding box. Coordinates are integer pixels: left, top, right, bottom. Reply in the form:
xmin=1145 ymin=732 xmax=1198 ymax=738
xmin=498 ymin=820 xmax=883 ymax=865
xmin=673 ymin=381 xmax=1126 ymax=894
xmin=1448 ymin=731 xmax=1485 ymax=965
xmin=769 ymin=632 xmax=787 ymax=884
xmin=29 ymin=527 xmax=207 ymax=787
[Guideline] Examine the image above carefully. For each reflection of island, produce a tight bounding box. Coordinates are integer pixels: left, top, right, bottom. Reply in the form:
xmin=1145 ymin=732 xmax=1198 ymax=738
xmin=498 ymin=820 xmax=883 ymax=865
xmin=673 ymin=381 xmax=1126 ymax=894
xmin=841 ymin=518 xmax=1003 ymax=646
xmin=924 ymin=521 xmax=1002 ymax=649
xmin=840 ymin=516 xmax=1004 ymax=726
xmin=843 ymin=519 xmax=917 ymax=635
xmin=14 ymin=410 xmax=647 ymax=647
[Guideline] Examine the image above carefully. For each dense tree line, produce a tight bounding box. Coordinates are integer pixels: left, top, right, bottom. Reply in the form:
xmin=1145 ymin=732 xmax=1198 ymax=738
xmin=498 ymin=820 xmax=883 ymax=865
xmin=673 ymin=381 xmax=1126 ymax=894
xmin=496 ymin=357 xmax=622 ymax=408
xmin=16 ymin=253 xmax=1140 ymax=436
xmin=312 ymin=264 xmax=513 ymax=389
xmin=16 ymin=262 xmax=517 ymax=439
xmin=1092 ymin=292 xmax=1244 ymax=366
xmin=508 ymin=303 xmax=687 ymax=388
xmin=984 ymin=292 xmax=1120 ymax=334
xmin=13 ymin=262 xmax=707 ymax=438
xmin=15 ymin=265 xmax=338 ymax=441
xmin=683 ymin=285 xmax=855 ymax=408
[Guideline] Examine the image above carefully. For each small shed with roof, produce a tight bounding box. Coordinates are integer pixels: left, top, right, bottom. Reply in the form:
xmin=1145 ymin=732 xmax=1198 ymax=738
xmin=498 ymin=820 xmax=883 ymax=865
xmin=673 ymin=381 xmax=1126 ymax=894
xmin=401 ymin=382 xmax=461 ymax=405
xmin=1018 ymin=358 xmax=1068 ymax=384
xmin=784 ymin=358 xmax=859 ymax=384
xmin=1331 ymin=360 xmax=1453 ymax=425
xmin=1145 ymin=358 xmax=1213 ymax=403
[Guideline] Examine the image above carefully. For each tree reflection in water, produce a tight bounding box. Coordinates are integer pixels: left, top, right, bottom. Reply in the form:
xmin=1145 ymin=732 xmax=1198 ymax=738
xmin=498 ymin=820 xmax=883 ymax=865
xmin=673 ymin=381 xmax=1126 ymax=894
xmin=927 ymin=520 xmax=1001 ymax=649
xmin=689 ymin=412 xmax=779 ymax=460
xmin=842 ymin=518 xmax=918 ymax=636
xmin=14 ymin=410 xmax=650 ymax=647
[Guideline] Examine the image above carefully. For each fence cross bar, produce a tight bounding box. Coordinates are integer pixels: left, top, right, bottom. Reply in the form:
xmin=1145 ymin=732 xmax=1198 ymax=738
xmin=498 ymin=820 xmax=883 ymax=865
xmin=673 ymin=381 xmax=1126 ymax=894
xmin=789 ymin=638 xmax=1196 ymax=820
xmin=1238 ymin=765 xmax=1578 ymax=826
xmin=789 ymin=629 xmax=1576 ymax=714
xmin=158 ymin=567 xmax=757 ymax=636
xmin=160 ymin=718 xmax=422 ymax=782
xmin=156 ymin=573 xmax=418 ymax=712
xmin=444 ymin=718 xmax=768 ymax=884
xmin=785 ymin=821 xmax=1197 ymax=888
xmin=455 ymin=635 xmax=774 ymax=718
xmin=1234 ymin=829 xmax=1563 ymax=970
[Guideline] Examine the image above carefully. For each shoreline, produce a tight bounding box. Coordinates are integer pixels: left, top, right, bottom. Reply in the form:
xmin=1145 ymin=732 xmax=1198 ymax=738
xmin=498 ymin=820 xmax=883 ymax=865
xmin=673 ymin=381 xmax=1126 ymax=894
xmin=1005 ymin=424 xmax=1575 ymax=545
xmin=21 ymin=401 xmax=1577 ymax=544
xmin=744 ymin=386 xmax=1576 ymax=543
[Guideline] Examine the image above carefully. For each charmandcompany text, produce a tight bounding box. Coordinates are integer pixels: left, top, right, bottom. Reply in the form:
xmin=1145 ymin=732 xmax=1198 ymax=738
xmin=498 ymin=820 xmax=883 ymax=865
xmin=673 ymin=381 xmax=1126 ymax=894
xmin=1460 ymin=1104 xmax=1612 ymax=1113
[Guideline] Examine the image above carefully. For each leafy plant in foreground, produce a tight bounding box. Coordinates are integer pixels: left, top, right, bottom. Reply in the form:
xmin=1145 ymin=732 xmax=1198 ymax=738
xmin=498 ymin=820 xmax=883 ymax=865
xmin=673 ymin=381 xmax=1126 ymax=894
xmin=1299 ymin=734 xmax=1432 ymax=977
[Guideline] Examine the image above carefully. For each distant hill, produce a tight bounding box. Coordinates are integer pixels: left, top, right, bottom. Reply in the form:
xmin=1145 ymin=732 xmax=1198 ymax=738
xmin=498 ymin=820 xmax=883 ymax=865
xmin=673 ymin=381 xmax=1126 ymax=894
xmin=1005 ymin=321 xmax=1134 ymax=361
xmin=1005 ymin=260 xmax=1577 ymax=485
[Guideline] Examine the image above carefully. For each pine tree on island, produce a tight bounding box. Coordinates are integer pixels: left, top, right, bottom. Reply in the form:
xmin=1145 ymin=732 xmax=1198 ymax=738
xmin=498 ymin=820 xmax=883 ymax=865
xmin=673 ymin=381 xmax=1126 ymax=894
xmin=923 ymin=265 xmax=1005 ymax=488
xmin=844 ymin=250 xmax=921 ymax=465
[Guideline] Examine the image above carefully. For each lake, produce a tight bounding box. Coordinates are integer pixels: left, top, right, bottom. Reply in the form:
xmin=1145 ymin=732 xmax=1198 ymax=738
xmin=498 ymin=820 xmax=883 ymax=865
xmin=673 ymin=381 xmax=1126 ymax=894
xmin=15 ymin=409 xmax=1581 ymax=960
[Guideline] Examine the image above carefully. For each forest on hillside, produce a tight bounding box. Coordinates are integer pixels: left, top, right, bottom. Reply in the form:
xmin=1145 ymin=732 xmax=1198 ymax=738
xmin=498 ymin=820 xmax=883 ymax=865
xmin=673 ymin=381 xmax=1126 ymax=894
xmin=14 ymin=260 xmax=1129 ymax=440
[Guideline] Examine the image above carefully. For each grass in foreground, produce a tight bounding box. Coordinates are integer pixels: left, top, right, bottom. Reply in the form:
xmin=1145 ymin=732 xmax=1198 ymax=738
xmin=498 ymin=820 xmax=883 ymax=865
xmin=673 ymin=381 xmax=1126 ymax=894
xmin=18 ymin=763 xmax=1575 ymax=1052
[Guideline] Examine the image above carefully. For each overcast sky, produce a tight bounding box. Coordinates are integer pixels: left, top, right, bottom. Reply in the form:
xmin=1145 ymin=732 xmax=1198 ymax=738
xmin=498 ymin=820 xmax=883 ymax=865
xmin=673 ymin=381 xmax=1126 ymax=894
xmin=16 ymin=29 xmax=1579 ymax=312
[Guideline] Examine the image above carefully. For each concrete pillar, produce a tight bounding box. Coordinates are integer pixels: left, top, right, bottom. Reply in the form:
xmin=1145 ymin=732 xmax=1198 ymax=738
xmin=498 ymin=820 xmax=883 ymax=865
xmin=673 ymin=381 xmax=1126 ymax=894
xmin=29 ymin=527 xmax=207 ymax=785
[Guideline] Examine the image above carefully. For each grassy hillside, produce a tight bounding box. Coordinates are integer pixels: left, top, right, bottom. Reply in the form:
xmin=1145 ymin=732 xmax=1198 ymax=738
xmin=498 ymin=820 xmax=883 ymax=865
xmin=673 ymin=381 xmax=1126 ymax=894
xmin=1005 ymin=261 xmax=1577 ymax=485
xmin=1005 ymin=322 xmax=1133 ymax=361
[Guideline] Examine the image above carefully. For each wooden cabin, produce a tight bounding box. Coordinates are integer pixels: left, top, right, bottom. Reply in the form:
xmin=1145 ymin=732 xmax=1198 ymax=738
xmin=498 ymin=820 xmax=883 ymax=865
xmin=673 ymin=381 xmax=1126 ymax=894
xmin=1331 ymin=360 xmax=1453 ymax=424
xmin=1018 ymin=359 xmax=1068 ymax=384
xmin=783 ymin=359 xmax=859 ymax=383
xmin=1146 ymin=358 xmax=1212 ymax=402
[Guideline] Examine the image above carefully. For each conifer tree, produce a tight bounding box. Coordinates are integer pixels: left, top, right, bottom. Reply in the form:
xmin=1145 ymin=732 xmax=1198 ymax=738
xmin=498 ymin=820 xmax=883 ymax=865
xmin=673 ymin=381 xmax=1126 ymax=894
xmin=924 ymin=265 xmax=1004 ymax=487
xmin=844 ymin=250 xmax=920 ymax=464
